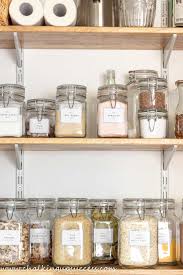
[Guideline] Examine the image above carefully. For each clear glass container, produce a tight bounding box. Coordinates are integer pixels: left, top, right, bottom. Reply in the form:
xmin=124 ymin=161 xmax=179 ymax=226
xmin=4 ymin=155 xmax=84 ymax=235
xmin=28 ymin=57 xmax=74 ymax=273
xmin=97 ymin=70 xmax=128 ymax=138
xmin=90 ymin=199 xmax=118 ymax=264
xmin=28 ymin=198 xmax=56 ymax=265
xmin=52 ymin=198 xmax=92 ymax=266
xmin=119 ymin=0 xmax=156 ymax=27
xmin=175 ymin=80 xmax=183 ymax=138
xmin=26 ymin=99 xmax=55 ymax=137
xmin=55 ymin=85 xmax=87 ymax=137
xmin=118 ymin=199 xmax=158 ymax=268
xmin=179 ymin=199 xmax=183 ymax=264
xmin=146 ymin=199 xmax=178 ymax=265
xmin=174 ymin=0 xmax=183 ymax=27
xmin=0 ymin=199 xmax=29 ymax=266
xmin=138 ymin=110 xmax=168 ymax=138
xmin=0 ymin=84 xmax=25 ymax=137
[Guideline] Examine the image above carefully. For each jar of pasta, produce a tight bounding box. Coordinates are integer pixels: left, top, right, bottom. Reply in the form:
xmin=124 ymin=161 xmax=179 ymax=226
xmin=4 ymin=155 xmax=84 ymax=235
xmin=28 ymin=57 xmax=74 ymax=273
xmin=28 ymin=198 xmax=56 ymax=265
xmin=0 ymin=199 xmax=29 ymax=266
xmin=52 ymin=198 xmax=92 ymax=266
xmin=90 ymin=199 xmax=118 ymax=264
xmin=118 ymin=198 xmax=158 ymax=268
xmin=55 ymin=85 xmax=87 ymax=137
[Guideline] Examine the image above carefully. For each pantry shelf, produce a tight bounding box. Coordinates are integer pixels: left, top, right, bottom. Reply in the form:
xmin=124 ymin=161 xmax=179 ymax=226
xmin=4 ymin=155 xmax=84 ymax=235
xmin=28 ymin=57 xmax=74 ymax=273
xmin=1 ymin=26 xmax=183 ymax=50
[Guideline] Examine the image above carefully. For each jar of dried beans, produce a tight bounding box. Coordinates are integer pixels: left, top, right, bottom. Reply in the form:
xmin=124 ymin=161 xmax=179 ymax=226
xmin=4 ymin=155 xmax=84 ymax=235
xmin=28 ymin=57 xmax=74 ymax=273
xmin=0 ymin=199 xmax=29 ymax=266
xmin=52 ymin=198 xmax=92 ymax=266
xmin=118 ymin=199 xmax=158 ymax=268
xmin=28 ymin=198 xmax=56 ymax=265
xmin=90 ymin=199 xmax=118 ymax=264
xmin=175 ymin=80 xmax=183 ymax=138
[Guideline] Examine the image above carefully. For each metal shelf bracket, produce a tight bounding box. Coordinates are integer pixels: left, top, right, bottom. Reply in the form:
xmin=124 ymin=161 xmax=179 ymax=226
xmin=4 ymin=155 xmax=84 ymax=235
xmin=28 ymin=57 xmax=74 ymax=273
xmin=13 ymin=32 xmax=24 ymax=85
xmin=162 ymin=34 xmax=177 ymax=79
xmin=15 ymin=144 xmax=24 ymax=199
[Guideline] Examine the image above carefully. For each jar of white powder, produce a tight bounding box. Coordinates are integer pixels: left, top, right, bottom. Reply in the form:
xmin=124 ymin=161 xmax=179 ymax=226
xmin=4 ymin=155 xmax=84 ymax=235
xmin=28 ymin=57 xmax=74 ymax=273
xmin=0 ymin=84 xmax=25 ymax=137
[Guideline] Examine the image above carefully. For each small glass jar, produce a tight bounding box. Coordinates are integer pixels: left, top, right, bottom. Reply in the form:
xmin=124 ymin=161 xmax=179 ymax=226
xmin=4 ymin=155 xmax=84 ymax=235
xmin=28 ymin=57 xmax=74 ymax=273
xmin=0 ymin=199 xmax=29 ymax=266
xmin=175 ymin=80 xmax=183 ymax=138
xmin=52 ymin=198 xmax=92 ymax=266
xmin=138 ymin=110 xmax=168 ymax=138
xmin=90 ymin=199 xmax=118 ymax=264
xmin=28 ymin=198 xmax=56 ymax=265
xmin=118 ymin=199 xmax=158 ymax=268
xmin=26 ymin=99 xmax=55 ymax=137
xmin=0 ymin=84 xmax=25 ymax=137
xmin=55 ymin=85 xmax=87 ymax=137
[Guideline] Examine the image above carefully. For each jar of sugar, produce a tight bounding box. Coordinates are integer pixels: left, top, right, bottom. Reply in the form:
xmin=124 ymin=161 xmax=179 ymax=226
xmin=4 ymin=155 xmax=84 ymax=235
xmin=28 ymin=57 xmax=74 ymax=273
xmin=138 ymin=110 xmax=168 ymax=138
xmin=97 ymin=71 xmax=128 ymax=138
xmin=0 ymin=84 xmax=25 ymax=137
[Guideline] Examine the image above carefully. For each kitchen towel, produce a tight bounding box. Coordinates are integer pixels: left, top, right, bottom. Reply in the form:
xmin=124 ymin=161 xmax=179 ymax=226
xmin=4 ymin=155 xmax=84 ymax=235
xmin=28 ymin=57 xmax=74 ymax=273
xmin=9 ymin=0 xmax=44 ymax=26
xmin=44 ymin=0 xmax=77 ymax=26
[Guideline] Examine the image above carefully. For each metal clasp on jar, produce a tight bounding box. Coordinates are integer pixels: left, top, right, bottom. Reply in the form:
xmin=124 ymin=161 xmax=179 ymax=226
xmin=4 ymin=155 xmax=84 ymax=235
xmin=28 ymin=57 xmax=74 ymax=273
xmin=2 ymin=87 xmax=10 ymax=108
xmin=36 ymin=205 xmax=45 ymax=218
xmin=36 ymin=101 xmax=45 ymax=122
xmin=67 ymin=89 xmax=76 ymax=109
xmin=147 ymin=111 xmax=157 ymax=132
xmin=69 ymin=200 xmax=79 ymax=218
xmin=147 ymin=78 xmax=158 ymax=108
xmin=159 ymin=201 xmax=167 ymax=219
xmin=136 ymin=200 xmax=145 ymax=220
xmin=6 ymin=205 xmax=15 ymax=220
xmin=109 ymin=89 xmax=117 ymax=109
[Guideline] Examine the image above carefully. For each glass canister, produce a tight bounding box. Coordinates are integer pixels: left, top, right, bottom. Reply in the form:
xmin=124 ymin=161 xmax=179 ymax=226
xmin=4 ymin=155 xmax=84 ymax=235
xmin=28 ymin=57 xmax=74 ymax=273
xmin=26 ymin=99 xmax=55 ymax=137
xmin=90 ymin=199 xmax=118 ymax=264
xmin=52 ymin=198 xmax=92 ymax=266
xmin=138 ymin=110 xmax=168 ymax=138
xmin=179 ymin=199 xmax=183 ymax=264
xmin=0 ymin=199 xmax=29 ymax=266
xmin=28 ymin=198 xmax=56 ymax=265
xmin=55 ymin=85 xmax=87 ymax=138
xmin=118 ymin=199 xmax=158 ymax=268
xmin=97 ymin=70 xmax=128 ymax=138
xmin=0 ymin=84 xmax=25 ymax=137
xmin=175 ymin=80 xmax=183 ymax=138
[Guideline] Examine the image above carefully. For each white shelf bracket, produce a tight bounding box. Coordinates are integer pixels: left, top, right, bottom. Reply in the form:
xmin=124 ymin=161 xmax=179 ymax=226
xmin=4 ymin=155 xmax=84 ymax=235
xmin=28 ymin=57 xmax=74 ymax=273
xmin=13 ymin=32 xmax=24 ymax=85
xmin=15 ymin=144 xmax=24 ymax=199
xmin=162 ymin=34 xmax=177 ymax=79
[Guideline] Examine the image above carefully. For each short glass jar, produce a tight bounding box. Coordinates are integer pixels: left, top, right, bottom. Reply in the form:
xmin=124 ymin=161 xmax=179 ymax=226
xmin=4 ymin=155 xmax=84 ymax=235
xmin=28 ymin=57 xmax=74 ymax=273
xmin=28 ymin=198 xmax=56 ymax=265
xmin=175 ymin=80 xmax=183 ymax=138
xmin=26 ymin=99 xmax=55 ymax=137
xmin=118 ymin=198 xmax=158 ymax=268
xmin=138 ymin=110 xmax=168 ymax=138
xmin=0 ymin=84 xmax=25 ymax=137
xmin=52 ymin=198 xmax=92 ymax=266
xmin=90 ymin=199 xmax=118 ymax=264
xmin=0 ymin=199 xmax=29 ymax=266
xmin=55 ymin=85 xmax=87 ymax=137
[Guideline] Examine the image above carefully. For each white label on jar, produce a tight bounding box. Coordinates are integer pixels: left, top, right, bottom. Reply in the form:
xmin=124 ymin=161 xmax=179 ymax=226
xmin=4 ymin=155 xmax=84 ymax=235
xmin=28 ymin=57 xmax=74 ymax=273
xmin=30 ymin=228 xmax=50 ymax=244
xmin=158 ymin=222 xmax=171 ymax=244
xmin=103 ymin=108 xmax=125 ymax=123
xmin=0 ymin=108 xmax=19 ymax=122
xmin=94 ymin=228 xmax=113 ymax=244
xmin=129 ymin=230 xmax=150 ymax=247
xmin=62 ymin=230 xmax=82 ymax=246
xmin=29 ymin=118 xmax=49 ymax=134
xmin=60 ymin=103 xmax=82 ymax=124
xmin=175 ymin=1 xmax=183 ymax=24
xmin=0 ymin=230 xmax=20 ymax=246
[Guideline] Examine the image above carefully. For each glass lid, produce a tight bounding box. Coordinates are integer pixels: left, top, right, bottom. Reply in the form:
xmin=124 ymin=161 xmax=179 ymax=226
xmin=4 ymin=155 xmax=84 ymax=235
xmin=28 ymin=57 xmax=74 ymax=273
xmin=57 ymin=84 xmax=87 ymax=98
xmin=57 ymin=198 xmax=88 ymax=209
xmin=27 ymin=99 xmax=55 ymax=111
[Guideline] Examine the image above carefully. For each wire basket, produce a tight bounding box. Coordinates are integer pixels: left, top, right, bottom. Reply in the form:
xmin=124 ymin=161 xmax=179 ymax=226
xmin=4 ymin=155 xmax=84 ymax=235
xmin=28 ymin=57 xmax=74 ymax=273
xmin=0 ymin=0 xmax=10 ymax=26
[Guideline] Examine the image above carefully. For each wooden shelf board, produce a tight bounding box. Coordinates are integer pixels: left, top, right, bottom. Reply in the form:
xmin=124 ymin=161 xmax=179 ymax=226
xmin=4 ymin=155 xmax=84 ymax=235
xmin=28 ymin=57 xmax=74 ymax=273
xmin=0 ymin=27 xmax=183 ymax=50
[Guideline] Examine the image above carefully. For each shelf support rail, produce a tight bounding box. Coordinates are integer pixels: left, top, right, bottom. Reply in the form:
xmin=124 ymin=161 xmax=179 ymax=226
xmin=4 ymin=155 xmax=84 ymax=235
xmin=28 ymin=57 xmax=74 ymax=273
xmin=161 ymin=145 xmax=177 ymax=199
xmin=15 ymin=144 xmax=24 ymax=199
xmin=162 ymin=34 xmax=177 ymax=79
xmin=13 ymin=32 xmax=24 ymax=85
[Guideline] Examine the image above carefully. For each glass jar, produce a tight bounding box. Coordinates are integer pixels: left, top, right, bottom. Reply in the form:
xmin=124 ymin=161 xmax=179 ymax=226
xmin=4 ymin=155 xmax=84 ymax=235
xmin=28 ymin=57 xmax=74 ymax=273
xmin=52 ymin=198 xmax=92 ymax=266
xmin=0 ymin=199 xmax=29 ymax=266
xmin=0 ymin=84 xmax=25 ymax=137
xmin=138 ymin=110 xmax=168 ymax=138
xmin=174 ymin=0 xmax=183 ymax=27
xmin=28 ymin=198 xmax=56 ymax=265
xmin=90 ymin=199 xmax=118 ymax=264
xmin=118 ymin=199 xmax=158 ymax=268
xmin=175 ymin=80 xmax=183 ymax=138
xmin=55 ymin=85 xmax=87 ymax=137
xmin=97 ymin=70 xmax=128 ymax=138
xmin=179 ymin=199 xmax=183 ymax=264
xmin=146 ymin=199 xmax=178 ymax=265
xmin=26 ymin=99 xmax=55 ymax=137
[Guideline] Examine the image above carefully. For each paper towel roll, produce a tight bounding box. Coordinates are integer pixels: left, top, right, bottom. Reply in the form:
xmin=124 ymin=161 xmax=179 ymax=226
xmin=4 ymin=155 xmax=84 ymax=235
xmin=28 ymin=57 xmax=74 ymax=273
xmin=44 ymin=0 xmax=77 ymax=26
xmin=9 ymin=0 xmax=44 ymax=26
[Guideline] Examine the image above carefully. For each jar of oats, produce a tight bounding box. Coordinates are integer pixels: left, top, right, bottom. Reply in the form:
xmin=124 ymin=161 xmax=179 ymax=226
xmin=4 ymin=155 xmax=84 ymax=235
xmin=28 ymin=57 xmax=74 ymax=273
xmin=52 ymin=198 xmax=92 ymax=266
xmin=119 ymin=198 xmax=158 ymax=268
xmin=0 ymin=199 xmax=29 ymax=266
xmin=28 ymin=198 xmax=56 ymax=265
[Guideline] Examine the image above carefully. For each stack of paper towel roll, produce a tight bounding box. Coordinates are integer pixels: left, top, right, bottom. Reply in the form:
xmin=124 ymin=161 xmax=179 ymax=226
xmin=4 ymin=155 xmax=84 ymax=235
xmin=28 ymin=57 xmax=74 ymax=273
xmin=9 ymin=0 xmax=77 ymax=26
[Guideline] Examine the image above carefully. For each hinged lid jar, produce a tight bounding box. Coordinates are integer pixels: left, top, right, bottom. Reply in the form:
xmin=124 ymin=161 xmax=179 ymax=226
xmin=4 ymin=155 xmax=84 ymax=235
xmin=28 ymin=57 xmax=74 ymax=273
xmin=55 ymin=85 xmax=87 ymax=137
xmin=175 ymin=80 xmax=183 ymax=138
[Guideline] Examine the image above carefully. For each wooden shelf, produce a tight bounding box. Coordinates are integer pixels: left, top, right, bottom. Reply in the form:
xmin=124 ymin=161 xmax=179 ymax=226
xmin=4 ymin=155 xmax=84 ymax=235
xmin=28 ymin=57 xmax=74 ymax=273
xmin=0 ymin=26 xmax=183 ymax=50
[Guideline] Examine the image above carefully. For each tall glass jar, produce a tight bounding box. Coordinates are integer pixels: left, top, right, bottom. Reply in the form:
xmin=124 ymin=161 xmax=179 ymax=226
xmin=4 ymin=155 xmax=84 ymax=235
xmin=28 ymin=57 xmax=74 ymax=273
xmin=28 ymin=198 xmax=56 ymax=265
xmin=52 ymin=198 xmax=92 ymax=266
xmin=0 ymin=199 xmax=29 ymax=266
xmin=175 ymin=80 xmax=183 ymax=138
xmin=26 ymin=99 xmax=55 ymax=137
xmin=90 ymin=199 xmax=118 ymax=264
xmin=0 ymin=84 xmax=25 ymax=137
xmin=55 ymin=85 xmax=87 ymax=137
xmin=146 ymin=199 xmax=178 ymax=265
xmin=97 ymin=70 xmax=128 ymax=138
xmin=118 ymin=199 xmax=158 ymax=268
